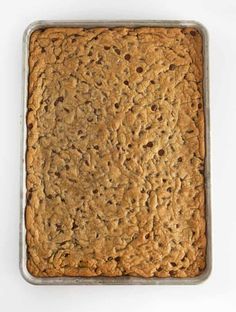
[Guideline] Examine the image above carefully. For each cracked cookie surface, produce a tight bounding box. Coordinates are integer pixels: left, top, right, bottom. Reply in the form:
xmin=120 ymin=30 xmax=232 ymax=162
xmin=26 ymin=27 xmax=206 ymax=278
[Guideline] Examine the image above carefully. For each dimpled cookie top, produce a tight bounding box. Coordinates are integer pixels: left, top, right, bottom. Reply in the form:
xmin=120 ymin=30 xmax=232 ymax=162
xmin=26 ymin=27 xmax=206 ymax=278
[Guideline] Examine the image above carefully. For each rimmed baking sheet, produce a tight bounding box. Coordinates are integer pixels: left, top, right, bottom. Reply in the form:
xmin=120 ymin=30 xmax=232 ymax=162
xmin=20 ymin=20 xmax=211 ymax=285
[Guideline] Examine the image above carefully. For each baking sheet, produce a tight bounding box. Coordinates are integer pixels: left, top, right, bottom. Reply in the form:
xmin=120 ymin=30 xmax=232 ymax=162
xmin=20 ymin=20 xmax=211 ymax=285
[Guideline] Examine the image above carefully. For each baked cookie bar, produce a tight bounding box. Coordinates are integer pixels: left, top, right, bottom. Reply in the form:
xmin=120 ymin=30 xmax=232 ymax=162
xmin=26 ymin=27 xmax=206 ymax=278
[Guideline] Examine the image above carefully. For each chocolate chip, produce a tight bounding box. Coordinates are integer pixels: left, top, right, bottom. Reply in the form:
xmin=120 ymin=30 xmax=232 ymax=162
xmin=146 ymin=142 xmax=153 ymax=148
xmin=151 ymin=104 xmax=157 ymax=111
xmin=54 ymin=96 xmax=64 ymax=106
xmin=190 ymin=30 xmax=196 ymax=36
xmin=124 ymin=54 xmax=131 ymax=61
xmin=136 ymin=66 xmax=143 ymax=73
xmin=158 ymin=149 xmax=165 ymax=156
xmin=27 ymin=192 xmax=32 ymax=204
xmin=72 ymin=221 xmax=78 ymax=230
xmin=114 ymin=48 xmax=121 ymax=55
xmin=169 ymin=64 xmax=176 ymax=71
xmin=56 ymin=223 xmax=61 ymax=230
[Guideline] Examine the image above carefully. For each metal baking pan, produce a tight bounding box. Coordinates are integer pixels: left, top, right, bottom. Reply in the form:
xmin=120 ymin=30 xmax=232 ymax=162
xmin=20 ymin=20 xmax=211 ymax=285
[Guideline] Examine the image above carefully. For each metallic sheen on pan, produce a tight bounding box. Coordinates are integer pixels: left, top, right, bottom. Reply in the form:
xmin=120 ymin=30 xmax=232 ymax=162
xmin=20 ymin=20 xmax=211 ymax=285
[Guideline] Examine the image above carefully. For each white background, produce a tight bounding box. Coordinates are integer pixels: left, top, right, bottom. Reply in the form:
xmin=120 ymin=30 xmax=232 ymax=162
xmin=0 ymin=0 xmax=235 ymax=311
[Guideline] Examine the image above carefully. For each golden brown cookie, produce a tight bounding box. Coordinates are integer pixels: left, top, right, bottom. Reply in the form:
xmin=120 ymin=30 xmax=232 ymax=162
xmin=26 ymin=27 xmax=206 ymax=278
